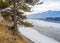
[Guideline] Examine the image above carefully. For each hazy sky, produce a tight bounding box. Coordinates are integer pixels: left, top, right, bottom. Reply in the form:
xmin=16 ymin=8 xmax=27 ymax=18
xmin=25 ymin=0 xmax=60 ymax=15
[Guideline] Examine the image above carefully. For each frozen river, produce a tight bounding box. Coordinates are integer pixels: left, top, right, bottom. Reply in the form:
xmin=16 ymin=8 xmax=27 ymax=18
xmin=26 ymin=19 xmax=60 ymax=42
xmin=33 ymin=25 xmax=60 ymax=42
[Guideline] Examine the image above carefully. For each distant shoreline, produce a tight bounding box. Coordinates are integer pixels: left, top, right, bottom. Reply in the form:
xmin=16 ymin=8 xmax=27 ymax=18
xmin=29 ymin=19 xmax=60 ymax=23
xmin=40 ymin=19 xmax=60 ymax=23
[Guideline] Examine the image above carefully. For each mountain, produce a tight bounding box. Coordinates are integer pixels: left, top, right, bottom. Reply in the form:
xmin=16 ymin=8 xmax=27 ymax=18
xmin=26 ymin=10 xmax=60 ymax=19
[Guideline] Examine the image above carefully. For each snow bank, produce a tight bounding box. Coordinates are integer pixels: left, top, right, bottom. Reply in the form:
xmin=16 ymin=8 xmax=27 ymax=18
xmin=18 ymin=26 xmax=60 ymax=43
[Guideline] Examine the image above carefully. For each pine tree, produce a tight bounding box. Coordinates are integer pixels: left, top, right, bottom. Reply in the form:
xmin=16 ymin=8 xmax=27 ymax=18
xmin=0 ymin=0 xmax=43 ymax=36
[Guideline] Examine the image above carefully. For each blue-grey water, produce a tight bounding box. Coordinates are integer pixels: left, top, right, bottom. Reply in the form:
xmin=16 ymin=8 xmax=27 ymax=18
xmin=26 ymin=19 xmax=60 ymax=42
xmin=29 ymin=19 xmax=60 ymax=42
xmin=32 ymin=25 xmax=60 ymax=42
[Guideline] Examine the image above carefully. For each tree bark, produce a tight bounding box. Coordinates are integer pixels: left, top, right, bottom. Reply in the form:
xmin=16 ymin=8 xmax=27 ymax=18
xmin=13 ymin=0 xmax=18 ymax=36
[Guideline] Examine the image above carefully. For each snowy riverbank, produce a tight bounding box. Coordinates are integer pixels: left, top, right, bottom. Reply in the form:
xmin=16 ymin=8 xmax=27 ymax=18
xmin=26 ymin=19 xmax=60 ymax=42
xmin=18 ymin=26 xmax=60 ymax=43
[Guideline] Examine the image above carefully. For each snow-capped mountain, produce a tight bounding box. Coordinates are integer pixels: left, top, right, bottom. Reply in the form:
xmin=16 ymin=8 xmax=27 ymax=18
xmin=27 ymin=10 xmax=60 ymax=19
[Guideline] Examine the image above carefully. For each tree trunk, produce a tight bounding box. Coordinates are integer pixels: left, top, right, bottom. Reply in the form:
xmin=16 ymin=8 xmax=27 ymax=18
xmin=13 ymin=0 xmax=18 ymax=36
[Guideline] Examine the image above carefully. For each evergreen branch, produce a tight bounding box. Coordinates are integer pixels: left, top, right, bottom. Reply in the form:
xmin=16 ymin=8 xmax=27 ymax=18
xmin=0 ymin=5 xmax=12 ymax=13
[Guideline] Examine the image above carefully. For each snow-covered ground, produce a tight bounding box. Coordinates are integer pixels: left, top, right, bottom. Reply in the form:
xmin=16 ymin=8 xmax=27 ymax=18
xmin=18 ymin=19 xmax=60 ymax=43
xmin=26 ymin=19 xmax=60 ymax=42
xmin=18 ymin=26 xmax=60 ymax=43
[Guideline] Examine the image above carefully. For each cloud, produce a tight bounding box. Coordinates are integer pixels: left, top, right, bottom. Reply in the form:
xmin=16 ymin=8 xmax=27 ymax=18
xmin=24 ymin=0 xmax=60 ymax=15
xmin=32 ymin=2 xmax=60 ymax=12
xmin=42 ymin=0 xmax=60 ymax=3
